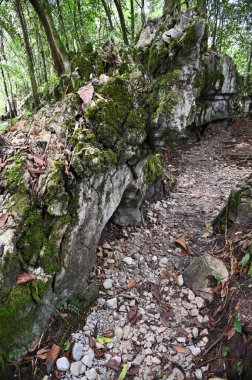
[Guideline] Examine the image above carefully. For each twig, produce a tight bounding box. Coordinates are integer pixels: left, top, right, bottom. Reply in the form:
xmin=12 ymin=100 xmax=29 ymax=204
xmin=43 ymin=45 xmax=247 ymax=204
xmin=202 ymin=333 xmax=224 ymax=357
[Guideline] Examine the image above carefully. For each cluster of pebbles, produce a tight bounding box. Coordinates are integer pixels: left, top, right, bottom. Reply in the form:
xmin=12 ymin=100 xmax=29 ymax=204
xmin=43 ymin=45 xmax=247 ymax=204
xmin=58 ymin=231 xmax=210 ymax=380
xmin=54 ymin=122 xmax=251 ymax=380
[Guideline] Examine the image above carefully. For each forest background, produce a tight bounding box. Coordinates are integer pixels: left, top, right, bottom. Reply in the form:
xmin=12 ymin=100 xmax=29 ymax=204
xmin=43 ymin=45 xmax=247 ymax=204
xmin=0 ymin=0 xmax=251 ymax=116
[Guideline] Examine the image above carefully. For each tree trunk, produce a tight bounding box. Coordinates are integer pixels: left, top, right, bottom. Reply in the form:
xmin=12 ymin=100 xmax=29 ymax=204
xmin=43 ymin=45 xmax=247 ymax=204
xmin=56 ymin=0 xmax=70 ymax=52
xmin=28 ymin=0 xmax=70 ymax=76
xmin=245 ymin=40 xmax=252 ymax=90
xmin=113 ymin=0 xmax=129 ymax=45
xmin=141 ymin=0 xmax=146 ymax=27
xmin=14 ymin=0 xmax=40 ymax=108
xmin=163 ymin=0 xmax=177 ymax=17
xmin=130 ymin=0 xmax=135 ymax=40
xmin=101 ymin=0 xmax=114 ymax=31
xmin=212 ymin=0 xmax=220 ymax=50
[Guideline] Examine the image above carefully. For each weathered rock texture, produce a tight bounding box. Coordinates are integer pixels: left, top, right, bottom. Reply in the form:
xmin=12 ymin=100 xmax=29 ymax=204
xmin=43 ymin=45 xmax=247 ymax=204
xmin=137 ymin=10 xmax=242 ymax=144
xmin=214 ymin=174 xmax=252 ymax=230
xmin=0 ymin=9 xmax=245 ymax=353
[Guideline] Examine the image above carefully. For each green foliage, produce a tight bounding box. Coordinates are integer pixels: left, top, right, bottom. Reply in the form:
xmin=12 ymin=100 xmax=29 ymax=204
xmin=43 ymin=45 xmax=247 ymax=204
xmin=241 ymin=252 xmax=250 ymax=270
xmin=233 ymin=313 xmax=242 ymax=333
xmin=57 ymin=299 xmax=79 ymax=315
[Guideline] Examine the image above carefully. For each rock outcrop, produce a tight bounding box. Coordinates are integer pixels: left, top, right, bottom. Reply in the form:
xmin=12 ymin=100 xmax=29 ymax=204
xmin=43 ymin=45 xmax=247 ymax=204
xmin=214 ymin=174 xmax=252 ymax=230
xmin=0 ymin=9 xmax=246 ymax=355
xmin=137 ymin=10 xmax=243 ymax=145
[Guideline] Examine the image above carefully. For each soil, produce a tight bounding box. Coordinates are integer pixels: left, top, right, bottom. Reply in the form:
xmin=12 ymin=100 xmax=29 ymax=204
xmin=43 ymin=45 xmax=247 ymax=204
xmin=14 ymin=116 xmax=252 ymax=379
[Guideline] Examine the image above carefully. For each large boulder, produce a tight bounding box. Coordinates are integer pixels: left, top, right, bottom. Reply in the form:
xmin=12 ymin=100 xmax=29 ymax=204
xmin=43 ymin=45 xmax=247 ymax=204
xmin=214 ymin=175 xmax=252 ymax=230
xmin=136 ymin=9 xmax=243 ymax=145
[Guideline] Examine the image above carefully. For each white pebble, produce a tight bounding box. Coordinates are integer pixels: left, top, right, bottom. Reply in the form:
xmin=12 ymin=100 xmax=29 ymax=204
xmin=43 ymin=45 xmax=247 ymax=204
xmin=106 ymin=298 xmax=117 ymax=309
xmin=123 ymin=257 xmax=133 ymax=265
xmin=56 ymin=357 xmax=70 ymax=371
xmin=103 ymin=279 xmax=113 ymax=289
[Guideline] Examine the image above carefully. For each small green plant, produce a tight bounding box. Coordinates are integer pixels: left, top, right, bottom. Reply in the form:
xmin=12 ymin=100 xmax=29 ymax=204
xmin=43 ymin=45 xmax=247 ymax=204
xmin=248 ymin=264 xmax=252 ymax=276
xmin=64 ymin=339 xmax=71 ymax=351
xmin=222 ymin=346 xmax=229 ymax=357
xmin=212 ymin=270 xmax=223 ymax=284
xmin=233 ymin=312 xmax=242 ymax=333
xmin=241 ymin=252 xmax=250 ymax=270
xmin=236 ymin=360 xmax=243 ymax=375
xmin=57 ymin=299 xmax=79 ymax=315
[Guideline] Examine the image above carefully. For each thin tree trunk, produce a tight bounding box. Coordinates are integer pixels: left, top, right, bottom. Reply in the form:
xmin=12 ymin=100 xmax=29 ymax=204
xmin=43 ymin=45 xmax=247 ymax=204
xmin=56 ymin=0 xmax=70 ymax=52
xmin=163 ymin=0 xmax=176 ymax=17
xmin=113 ymin=0 xmax=129 ymax=45
xmin=212 ymin=0 xmax=219 ymax=50
xmin=245 ymin=41 xmax=252 ymax=90
xmin=14 ymin=0 xmax=40 ymax=108
xmin=101 ymin=0 xmax=114 ymax=31
xmin=130 ymin=0 xmax=135 ymax=40
xmin=0 ymin=65 xmax=13 ymax=120
xmin=141 ymin=0 xmax=146 ymax=27
xmin=35 ymin=18 xmax=48 ymax=83
xmin=28 ymin=0 xmax=70 ymax=76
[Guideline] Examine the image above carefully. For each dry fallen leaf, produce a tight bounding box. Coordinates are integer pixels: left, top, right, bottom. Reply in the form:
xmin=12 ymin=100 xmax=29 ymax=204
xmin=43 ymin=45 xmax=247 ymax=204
xmin=127 ymin=279 xmax=137 ymax=289
xmin=226 ymin=325 xmax=236 ymax=341
xmin=175 ymin=235 xmax=190 ymax=254
xmin=36 ymin=348 xmax=50 ymax=360
xmin=77 ymin=82 xmax=94 ymax=106
xmin=174 ymin=345 xmax=186 ymax=353
xmin=46 ymin=343 xmax=61 ymax=374
xmin=127 ymin=306 xmax=138 ymax=325
xmin=0 ymin=211 xmax=9 ymax=228
xmin=150 ymin=282 xmax=161 ymax=303
xmin=16 ymin=273 xmax=37 ymax=284
xmin=27 ymin=166 xmax=44 ymax=174
xmin=160 ymin=268 xmax=176 ymax=279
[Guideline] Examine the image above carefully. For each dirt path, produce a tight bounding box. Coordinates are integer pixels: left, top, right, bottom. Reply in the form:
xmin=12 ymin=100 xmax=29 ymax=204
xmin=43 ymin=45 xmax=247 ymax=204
xmin=60 ymin=118 xmax=252 ymax=380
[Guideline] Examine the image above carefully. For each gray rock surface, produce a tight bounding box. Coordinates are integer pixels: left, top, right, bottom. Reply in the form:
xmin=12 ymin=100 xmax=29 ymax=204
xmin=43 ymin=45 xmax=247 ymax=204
xmin=183 ymin=254 xmax=229 ymax=301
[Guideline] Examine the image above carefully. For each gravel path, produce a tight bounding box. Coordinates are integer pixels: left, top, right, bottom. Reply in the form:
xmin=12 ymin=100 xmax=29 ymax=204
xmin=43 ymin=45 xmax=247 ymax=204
xmin=59 ymin=120 xmax=251 ymax=380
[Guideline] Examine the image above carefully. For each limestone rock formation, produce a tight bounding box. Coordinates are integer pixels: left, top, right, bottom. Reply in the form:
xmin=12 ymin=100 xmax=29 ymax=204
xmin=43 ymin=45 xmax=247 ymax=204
xmin=214 ymin=174 xmax=252 ymax=230
xmin=137 ymin=10 xmax=243 ymax=145
xmin=0 ymin=9 xmax=246 ymax=354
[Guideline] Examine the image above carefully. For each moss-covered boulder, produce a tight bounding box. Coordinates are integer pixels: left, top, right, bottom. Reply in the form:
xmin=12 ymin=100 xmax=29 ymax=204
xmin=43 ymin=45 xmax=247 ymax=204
xmin=136 ymin=9 xmax=243 ymax=145
xmin=0 ymin=79 xmax=151 ymax=357
xmin=214 ymin=175 xmax=252 ymax=230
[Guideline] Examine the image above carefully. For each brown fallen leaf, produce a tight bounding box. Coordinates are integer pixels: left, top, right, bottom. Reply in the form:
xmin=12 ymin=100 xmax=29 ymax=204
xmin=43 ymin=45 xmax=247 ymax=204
xmin=127 ymin=279 xmax=137 ymax=289
xmin=64 ymin=159 xmax=69 ymax=175
xmin=0 ymin=211 xmax=9 ymax=228
xmin=101 ymin=331 xmax=113 ymax=338
xmin=16 ymin=273 xmax=37 ymax=284
xmin=174 ymin=345 xmax=186 ymax=353
xmin=105 ymin=358 xmax=121 ymax=371
xmin=28 ymin=154 xmax=45 ymax=166
xmin=0 ymin=161 xmax=6 ymax=169
xmin=36 ymin=348 xmax=50 ymax=360
xmin=27 ymin=166 xmax=44 ymax=174
xmin=150 ymin=282 xmax=161 ymax=303
xmin=46 ymin=343 xmax=61 ymax=374
xmin=226 ymin=325 xmax=236 ymax=340
xmin=160 ymin=268 xmax=176 ymax=279
xmin=175 ymin=235 xmax=190 ymax=254
xmin=160 ymin=316 xmax=169 ymax=327
xmin=77 ymin=82 xmax=94 ymax=106
xmin=127 ymin=305 xmax=138 ymax=325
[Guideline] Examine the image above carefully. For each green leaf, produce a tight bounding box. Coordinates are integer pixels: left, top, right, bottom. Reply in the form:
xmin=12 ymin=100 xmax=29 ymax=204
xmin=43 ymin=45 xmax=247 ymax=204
xmin=242 ymin=253 xmax=250 ymax=269
xmin=119 ymin=363 xmax=129 ymax=380
xmin=96 ymin=336 xmax=112 ymax=343
xmin=234 ymin=318 xmax=242 ymax=333
xmin=248 ymin=264 xmax=252 ymax=276
xmin=64 ymin=339 xmax=71 ymax=351
xmin=212 ymin=271 xmax=222 ymax=282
